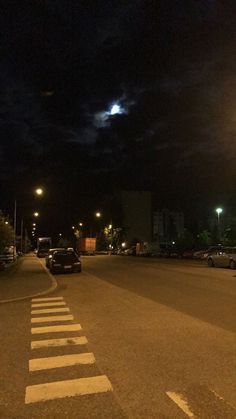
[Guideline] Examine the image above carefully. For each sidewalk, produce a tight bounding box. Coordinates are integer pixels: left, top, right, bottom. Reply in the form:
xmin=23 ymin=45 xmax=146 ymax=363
xmin=0 ymin=253 xmax=56 ymax=302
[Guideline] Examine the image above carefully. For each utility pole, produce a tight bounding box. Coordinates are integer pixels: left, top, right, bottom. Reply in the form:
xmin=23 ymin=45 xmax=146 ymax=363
xmin=13 ymin=200 xmax=17 ymax=260
xmin=20 ymin=218 xmax=23 ymax=254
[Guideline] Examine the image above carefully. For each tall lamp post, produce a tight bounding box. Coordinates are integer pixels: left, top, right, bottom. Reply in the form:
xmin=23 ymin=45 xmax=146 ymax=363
xmin=14 ymin=187 xmax=44 ymax=256
xmin=216 ymin=207 xmax=223 ymax=242
xmin=91 ymin=212 xmax=101 ymax=238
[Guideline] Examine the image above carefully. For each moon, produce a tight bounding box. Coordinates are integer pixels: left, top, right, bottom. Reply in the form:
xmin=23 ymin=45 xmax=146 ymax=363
xmin=110 ymin=104 xmax=121 ymax=115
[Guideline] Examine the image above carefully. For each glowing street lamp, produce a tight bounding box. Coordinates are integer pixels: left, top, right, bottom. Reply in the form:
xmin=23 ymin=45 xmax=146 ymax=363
xmin=215 ymin=207 xmax=223 ymax=241
xmin=33 ymin=212 xmax=39 ymax=217
xmin=35 ymin=187 xmax=44 ymax=196
xmin=95 ymin=212 xmax=101 ymax=218
xmin=216 ymin=207 xmax=223 ymax=221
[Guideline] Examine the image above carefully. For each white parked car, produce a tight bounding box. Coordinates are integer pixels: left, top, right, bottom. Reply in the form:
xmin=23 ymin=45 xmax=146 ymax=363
xmin=207 ymin=247 xmax=236 ymax=269
xmin=194 ymin=246 xmax=222 ymax=259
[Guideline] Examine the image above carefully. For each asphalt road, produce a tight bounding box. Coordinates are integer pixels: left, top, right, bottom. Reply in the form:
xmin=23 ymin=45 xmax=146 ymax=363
xmin=1 ymin=254 xmax=236 ymax=418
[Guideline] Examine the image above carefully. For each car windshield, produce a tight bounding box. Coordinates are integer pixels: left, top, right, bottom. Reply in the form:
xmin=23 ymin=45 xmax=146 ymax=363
xmin=54 ymin=252 xmax=79 ymax=263
xmin=49 ymin=248 xmax=64 ymax=255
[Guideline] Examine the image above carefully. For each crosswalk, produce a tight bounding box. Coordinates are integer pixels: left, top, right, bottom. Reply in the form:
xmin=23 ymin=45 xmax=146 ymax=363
xmin=25 ymin=296 xmax=236 ymax=417
xmin=25 ymin=296 xmax=113 ymax=404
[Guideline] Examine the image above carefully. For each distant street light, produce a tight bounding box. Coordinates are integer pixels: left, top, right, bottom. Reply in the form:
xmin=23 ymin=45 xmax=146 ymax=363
xmin=40 ymin=90 xmax=54 ymax=97
xmin=35 ymin=187 xmax=44 ymax=196
xmin=59 ymin=233 xmax=62 ymax=237
xmin=5 ymin=221 xmax=9 ymax=225
xmin=79 ymin=222 xmax=83 ymax=227
xmin=72 ymin=226 xmax=75 ymax=230
xmin=216 ymin=207 xmax=223 ymax=221
xmin=33 ymin=212 xmax=39 ymax=217
xmin=95 ymin=212 xmax=101 ymax=218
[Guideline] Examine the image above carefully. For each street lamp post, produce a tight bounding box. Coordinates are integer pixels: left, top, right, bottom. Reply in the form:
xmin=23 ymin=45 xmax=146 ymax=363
xmin=14 ymin=188 xmax=44 ymax=256
xmin=216 ymin=207 xmax=223 ymax=242
xmin=13 ymin=200 xmax=17 ymax=260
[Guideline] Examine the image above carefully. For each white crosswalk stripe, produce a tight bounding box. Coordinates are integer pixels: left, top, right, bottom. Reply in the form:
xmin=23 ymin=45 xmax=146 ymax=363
xmin=32 ymin=301 xmax=66 ymax=307
xmin=31 ymin=307 xmax=70 ymax=314
xmin=31 ymin=297 xmax=64 ymax=302
xmin=31 ymin=314 xmax=74 ymax=323
xmin=31 ymin=336 xmax=88 ymax=349
xmin=31 ymin=324 xmax=82 ymax=334
xmin=25 ymin=375 xmax=113 ymax=404
xmin=29 ymin=353 xmax=95 ymax=371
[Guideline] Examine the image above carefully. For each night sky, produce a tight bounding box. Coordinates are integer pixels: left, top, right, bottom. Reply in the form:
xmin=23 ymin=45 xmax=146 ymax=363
xmin=1 ymin=1 xmax=236 ymax=237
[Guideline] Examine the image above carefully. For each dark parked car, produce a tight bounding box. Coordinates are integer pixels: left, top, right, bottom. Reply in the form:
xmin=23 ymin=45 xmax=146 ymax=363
xmin=37 ymin=248 xmax=50 ymax=258
xmin=45 ymin=248 xmax=66 ymax=268
xmin=181 ymin=249 xmax=195 ymax=259
xmin=0 ymin=260 xmax=5 ymax=271
xmin=50 ymin=250 xmax=82 ymax=274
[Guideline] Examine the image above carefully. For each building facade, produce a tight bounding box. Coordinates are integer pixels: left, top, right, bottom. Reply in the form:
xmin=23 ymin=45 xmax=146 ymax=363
xmin=120 ymin=190 xmax=152 ymax=244
xmin=153 ymin=209 xmax=184 ymax=245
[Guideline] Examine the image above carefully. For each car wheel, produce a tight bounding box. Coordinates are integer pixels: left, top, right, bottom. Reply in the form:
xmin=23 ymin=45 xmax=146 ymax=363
xmin=208 ymin=258 xmax=214 ymax=267
xmin=229 ymin=259 xmax=236 ymax=269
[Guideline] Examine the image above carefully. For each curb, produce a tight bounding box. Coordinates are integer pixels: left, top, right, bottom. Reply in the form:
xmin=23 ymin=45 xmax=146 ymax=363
xmin=0 ymin=258 xmax=58 ymax=305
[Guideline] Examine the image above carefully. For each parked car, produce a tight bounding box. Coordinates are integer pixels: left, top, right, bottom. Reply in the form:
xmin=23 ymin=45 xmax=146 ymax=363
xmin=207 ymin=247 xmax=236 ymax=269
xmin=37 ymin=248 xmax=50 ymax=258
xmin=194 ymin=246 xmax=222 ymax=260
xmin=123 ymin=246 xmax=136 ymax=256
xmin=181 ymin=249 xmax=195 ymax=259
xmin=50 ymin=250 xmax=82 ymax=274
xmin=0 ymin=260 xmax=5 ymax=271
xmin=45 ymin=248 xmax=66 ymax=268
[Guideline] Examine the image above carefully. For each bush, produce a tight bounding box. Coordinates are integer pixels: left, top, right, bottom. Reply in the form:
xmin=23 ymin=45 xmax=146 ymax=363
xmin=0 ymin=213 xmax=14 ymax=254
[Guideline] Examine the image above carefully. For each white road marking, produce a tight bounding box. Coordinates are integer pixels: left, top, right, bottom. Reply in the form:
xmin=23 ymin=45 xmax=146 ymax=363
xmin=25 ymin=375 xmax=113 ymax=404
xmin=29 ymin=352 xmax=95 ymax=371
xmin=31 ymin=324 xmax=82 ymax=334
xmin=31 ymin=314 xmax=74 ymax=323
xmin=210 ymin=389 xmax=236 ymax=411
xmin=166 ymin=391 xmax=195 ymax=418
xmin=31 ymin=307 xmax=70 ymax=314
xmin=31 ymin=297 xmax=64 ymax=302
xmin=31 ymin=336 xmax=88 ymax=349
xmin=32 ymin=301 xmax=66 ymax=307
